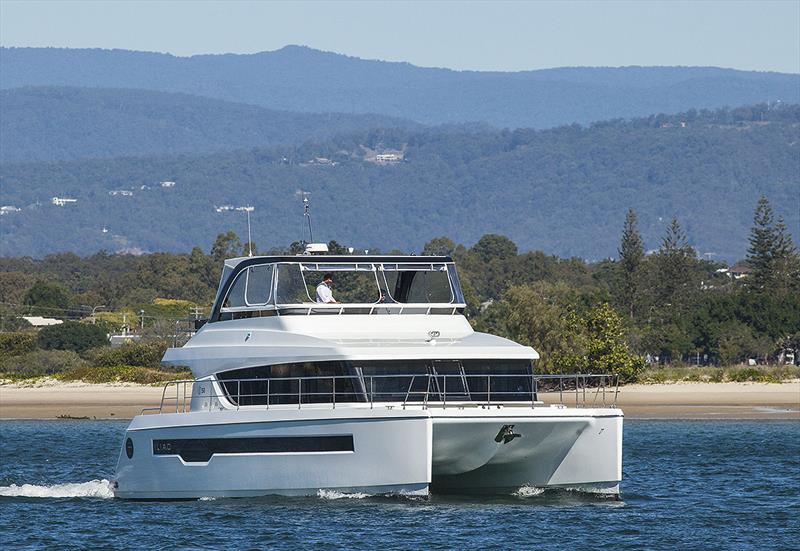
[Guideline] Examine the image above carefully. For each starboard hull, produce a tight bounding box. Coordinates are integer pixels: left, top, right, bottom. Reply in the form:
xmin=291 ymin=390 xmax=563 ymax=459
xmin=113 ymin=405 xmax=622 ymax=499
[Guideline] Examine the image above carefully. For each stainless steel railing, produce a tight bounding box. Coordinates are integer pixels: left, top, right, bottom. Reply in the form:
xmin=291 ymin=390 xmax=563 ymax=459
xmin=142 ymin=373 xmax=619 ymax=415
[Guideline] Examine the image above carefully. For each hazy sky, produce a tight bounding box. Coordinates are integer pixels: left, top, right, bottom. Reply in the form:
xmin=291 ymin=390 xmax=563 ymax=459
xmin=1 ymin=0 xmax=798 ymax=73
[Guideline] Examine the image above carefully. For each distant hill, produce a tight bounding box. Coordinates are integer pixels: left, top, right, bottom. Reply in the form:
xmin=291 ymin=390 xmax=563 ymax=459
xmin=1 ymin=46 xmax=798 ymax=128
xmin=2 ymin=105 xmax=797 ymax=260
xmin=0 ymin=87 xmax=417 ymax=162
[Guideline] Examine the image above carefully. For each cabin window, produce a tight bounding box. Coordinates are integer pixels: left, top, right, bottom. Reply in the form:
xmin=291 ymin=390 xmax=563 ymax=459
xmin=301 ymin=267 xmax=382 ymax=304
xmin=275 ymin=264 xmax=311 ymax=304
xmin=222 ymin=265 xmax=275 ymax=309
xmin=216 ymin=359 xmax=533 ymax=405
xmin=245 ymin=264 xmax=274 ymax=306
xmin=381 ymin=265 xmax=454 ymax=304
xmin=214 ymin=260 xmax=467 ymax=320
xmin=217 ymin=362 xmax=363 ymax=405
xmin=223 ymin=271 xmax=247 ymax=308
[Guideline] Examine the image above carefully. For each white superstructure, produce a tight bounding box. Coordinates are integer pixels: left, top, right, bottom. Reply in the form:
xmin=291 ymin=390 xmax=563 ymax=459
xmin=113 ymin=255 xmax=623 ymax=499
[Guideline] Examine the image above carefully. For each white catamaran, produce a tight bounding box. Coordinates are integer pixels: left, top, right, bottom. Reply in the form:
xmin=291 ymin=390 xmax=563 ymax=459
xmin=113 ymin=251 xmax=623 ymax=499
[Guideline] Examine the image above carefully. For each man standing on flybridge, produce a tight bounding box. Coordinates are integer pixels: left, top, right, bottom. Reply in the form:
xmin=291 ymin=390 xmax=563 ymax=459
xmin=316 ymin=273 xmax=338 ymax=303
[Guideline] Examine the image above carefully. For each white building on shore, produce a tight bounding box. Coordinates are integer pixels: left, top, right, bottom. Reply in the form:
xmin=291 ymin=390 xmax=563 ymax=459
xmin=51 ymin=197 xmax=78 ymax=206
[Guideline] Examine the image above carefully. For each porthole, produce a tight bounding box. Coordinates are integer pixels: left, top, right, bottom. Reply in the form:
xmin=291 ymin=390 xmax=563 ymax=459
xmin=125 ymin=437 xmax=134 ymax=459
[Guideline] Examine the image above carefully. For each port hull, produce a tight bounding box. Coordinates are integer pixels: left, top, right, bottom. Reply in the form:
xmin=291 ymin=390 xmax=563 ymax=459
xmin=114 ymin=405 xmax=622 ymax=499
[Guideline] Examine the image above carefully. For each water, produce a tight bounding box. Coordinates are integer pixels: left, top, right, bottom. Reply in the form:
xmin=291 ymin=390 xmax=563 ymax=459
xmin=1 ymin=420 xmax=798 ymax=550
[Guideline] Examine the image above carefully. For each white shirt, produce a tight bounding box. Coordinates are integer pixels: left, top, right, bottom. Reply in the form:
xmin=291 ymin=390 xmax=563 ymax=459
xmin=316 ymin=282 xmax=335 ymax=303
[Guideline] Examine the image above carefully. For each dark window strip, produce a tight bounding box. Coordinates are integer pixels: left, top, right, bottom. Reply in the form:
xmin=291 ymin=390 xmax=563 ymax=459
xmin=153 ymin=435 xmax=354 ymax=463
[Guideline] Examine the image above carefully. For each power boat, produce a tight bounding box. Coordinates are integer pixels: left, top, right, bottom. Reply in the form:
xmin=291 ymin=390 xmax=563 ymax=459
xmin=113 ymin=252 xmax=623 ymax=499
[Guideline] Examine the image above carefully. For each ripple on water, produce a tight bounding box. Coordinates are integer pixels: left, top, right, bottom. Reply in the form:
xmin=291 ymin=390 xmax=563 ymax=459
xmin=0 ymin=420 xmax=798 ymax=550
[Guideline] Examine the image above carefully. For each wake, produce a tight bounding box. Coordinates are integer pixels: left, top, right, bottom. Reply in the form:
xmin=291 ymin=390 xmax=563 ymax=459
xmin=0 ymin=479 xmax=114 ymax=499
xmin=316 ymin=489 xmax=371 ymax=500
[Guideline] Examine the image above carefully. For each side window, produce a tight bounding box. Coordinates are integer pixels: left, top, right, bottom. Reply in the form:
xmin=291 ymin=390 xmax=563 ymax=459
xmin=245 ymin=265 xmax=274 ymax=306
xmin=383 ymin=268 xmax=454 ymax=303
xmin=406 ymin=270 xmax=453 ymax=303
xmin=276 ymin=264 xmax=312 ymax=303
xmin=303 ymin=269 xmax=381 ymax=303
xmin=223 ymin=271 xmax=247 ymax=308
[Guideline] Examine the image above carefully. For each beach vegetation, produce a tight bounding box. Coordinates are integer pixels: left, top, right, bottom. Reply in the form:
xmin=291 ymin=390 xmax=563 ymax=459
xmin=37 ymin=321 xmax=108 ymax=353
xmin=54 ymin=364 xmax=191 ymax=385
xmin=639 ymin=364 xmax=799 ymax=384
xmin=0 ymin=349 xmax=87 ymax=379
xmin=0 ymin=331 xmax=37 ymax=357
xmin=83 ymin=341 xmax=167 ymax=369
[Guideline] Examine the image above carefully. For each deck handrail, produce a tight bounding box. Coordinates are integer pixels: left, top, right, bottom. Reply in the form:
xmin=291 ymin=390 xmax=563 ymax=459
xmin=220 ymin=302 xmax=466 ymax=317
xmin=143 ymin=373 xmax=620 ymax=415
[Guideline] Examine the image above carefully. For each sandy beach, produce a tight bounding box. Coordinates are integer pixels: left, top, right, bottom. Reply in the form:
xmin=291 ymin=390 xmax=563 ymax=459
xmin=0 ymin=381 xmax=798 ymax=420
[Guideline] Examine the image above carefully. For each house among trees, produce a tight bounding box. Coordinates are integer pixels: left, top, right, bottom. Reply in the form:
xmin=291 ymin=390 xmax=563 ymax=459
xmin=302 ymin=157 xmax=338 ymax=166
xmin=375 ymin=152 xmax=404 ymax=164
xmin=51 ymin=197 xmax=77 ymax=206
xmin=109 ymin=326 xmax=141 ymax=347
xmin=728 ymin=265 xmax=751 ymax=279
xmin=22 ymin=315 xmax=63 ymax=327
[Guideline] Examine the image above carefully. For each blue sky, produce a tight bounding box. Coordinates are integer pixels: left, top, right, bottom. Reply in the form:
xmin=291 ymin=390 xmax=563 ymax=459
xmin=1 ymin=0 xmax=798 ymax=73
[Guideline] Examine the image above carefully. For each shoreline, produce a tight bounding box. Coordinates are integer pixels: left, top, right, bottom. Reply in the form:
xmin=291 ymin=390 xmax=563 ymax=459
xmin=1 ymin=381 xmax=798 ymax=420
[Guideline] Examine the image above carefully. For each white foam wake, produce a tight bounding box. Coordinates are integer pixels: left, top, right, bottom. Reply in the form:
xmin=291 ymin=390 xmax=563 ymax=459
xmin=513 ymin=485 xmax=546 ymax=497
xmin=0 ymin=479 xmax=114 ymax=499
xmin=317 ymin=489 xmax=371 ymax=500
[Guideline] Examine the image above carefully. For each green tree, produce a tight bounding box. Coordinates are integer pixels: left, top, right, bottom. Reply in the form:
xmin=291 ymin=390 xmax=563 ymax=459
xmin=210 ymin=231 xmax=243 ymax=263
xmin=423 ymin=236 xmax=456 ymax=256
xmin=23 ymin=280 xmax=72 ymax=317
xmin=470 ymin=234 xmax=518 ymax=263
xmin=584 ymin=303 xmax=645 ymax=380
xmin=494 ymin=283 xmax=587 ymax=373
xmin=746 ymin=196 xmax=799 ymax=295
xmin=0 ymin=332 xmax=37 ymax=356
xmin=326 ymin=240 xmax=349 ymax=254
xmin=652 ymin=218 xmax=697 ymax=307
xmin=37 ymin=321 xmax=108 ymax=353
xmin=617 ymin=208 xmax=644 ymax=320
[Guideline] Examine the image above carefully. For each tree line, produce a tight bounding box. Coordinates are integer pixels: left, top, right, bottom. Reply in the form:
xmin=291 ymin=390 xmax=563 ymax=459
xmin=1 ymin=196 xmax=798 ymax=378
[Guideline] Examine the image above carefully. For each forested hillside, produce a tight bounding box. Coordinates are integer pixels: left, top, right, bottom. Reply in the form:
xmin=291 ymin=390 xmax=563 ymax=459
xmin=2 ymin=46 xmax=798 ymax=128
xmin=1 ymin=105 xmax=797 ymax=260
xmin=0 ymin=87 xmax=416 ymax=162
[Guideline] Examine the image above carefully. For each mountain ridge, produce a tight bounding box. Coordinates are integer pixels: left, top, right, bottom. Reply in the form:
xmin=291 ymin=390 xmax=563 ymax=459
xmin=0 ymin=86 xmax=418 ymax=162
xmin=3 ymin=46 xmax=797 ymax=128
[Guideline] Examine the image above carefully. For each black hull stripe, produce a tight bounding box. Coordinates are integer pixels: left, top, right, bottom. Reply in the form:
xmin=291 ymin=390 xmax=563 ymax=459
xmin=152 ymin=435 xmax=354 ymax=462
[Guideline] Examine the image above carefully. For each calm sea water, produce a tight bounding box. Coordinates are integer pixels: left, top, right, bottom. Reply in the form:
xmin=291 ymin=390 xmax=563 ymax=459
xmin=1 ymin=419 xmax=798 ymax=550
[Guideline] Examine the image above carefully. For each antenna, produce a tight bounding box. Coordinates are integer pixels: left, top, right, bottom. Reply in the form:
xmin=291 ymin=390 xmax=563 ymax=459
xmin=246 ymin=206 xmax=253 ymax=257
xmin=301 ymin=192 xmax=314 ymax=244
xmin=235 ymin=205 xmax=255 ymax=256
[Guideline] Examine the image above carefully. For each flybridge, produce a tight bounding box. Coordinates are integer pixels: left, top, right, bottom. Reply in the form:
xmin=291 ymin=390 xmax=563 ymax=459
xmin=210 ymin=255 xmax=466 ymax=322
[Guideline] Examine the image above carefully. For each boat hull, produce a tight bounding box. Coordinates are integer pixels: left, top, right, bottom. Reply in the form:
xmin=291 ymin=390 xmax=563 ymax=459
xmin=430 ymin=410 xmax=622 ymax=494
xmin=113 ymin=405 xmax=622 ymax=499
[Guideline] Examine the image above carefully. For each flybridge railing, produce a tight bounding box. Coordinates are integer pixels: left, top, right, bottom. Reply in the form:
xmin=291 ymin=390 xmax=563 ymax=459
xmin=143 ymin=373 xmax=620 ymax=415
xmin=221 ymin=302 xmax=465 ymax=317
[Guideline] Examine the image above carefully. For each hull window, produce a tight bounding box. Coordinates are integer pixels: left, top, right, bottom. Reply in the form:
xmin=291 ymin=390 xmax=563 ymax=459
xmin=153 ymin=435 xmax=354 ymax=463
